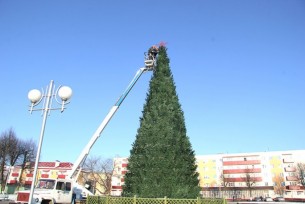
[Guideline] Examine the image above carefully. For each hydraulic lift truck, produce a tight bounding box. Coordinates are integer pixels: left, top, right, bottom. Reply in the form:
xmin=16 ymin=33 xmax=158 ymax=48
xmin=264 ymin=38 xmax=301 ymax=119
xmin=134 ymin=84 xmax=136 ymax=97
xmin=15 ymin=46 xmax=158 ymax=204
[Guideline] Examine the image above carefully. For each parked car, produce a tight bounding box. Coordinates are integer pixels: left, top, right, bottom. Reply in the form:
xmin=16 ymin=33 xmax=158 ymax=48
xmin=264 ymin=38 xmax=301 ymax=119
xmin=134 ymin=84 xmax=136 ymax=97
xmin=252 ymin=197 xmax=263 ymax=201
xmin=274 ymin=197 xmax=285 ymax=202
xmin=264 ymin=197 xmax=273 ymax=202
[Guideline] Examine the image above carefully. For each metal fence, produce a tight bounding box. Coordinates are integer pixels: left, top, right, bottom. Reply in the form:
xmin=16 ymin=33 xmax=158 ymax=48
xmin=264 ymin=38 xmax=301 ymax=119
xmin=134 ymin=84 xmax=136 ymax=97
xmin=85 ymin=196 xmax=227 ymax=204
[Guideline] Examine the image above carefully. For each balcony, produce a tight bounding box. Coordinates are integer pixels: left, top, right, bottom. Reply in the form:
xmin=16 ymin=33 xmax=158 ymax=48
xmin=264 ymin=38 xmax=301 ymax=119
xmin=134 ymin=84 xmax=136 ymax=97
xmin=283 ymin=158 xmax=294 ymax=163
xmin=223 ymin=160 xmax=261 ymax=166
xmin=223 ymin=168 xmax=261 ymax=174
xmin=112 ymin=186 xmax=122 ymax=189
xmin=12 ymin=173 xmax=19 ymax=177
xmin=286 ymin=176 xmax=298 ymax=181
xmin=224 ymin=177 xmax=262 ymax=182
xmin=287 ymin=185 xmax=300 ymax=190
xmin=284 ymin=167 xmax=296 ymax=172
xmin=25 ymin=180 xmax=32 ymax=185
xmin=8 ymin=180 xmax=17 ymax=184
xmin=26 ymin=173 xmax=33 ymax=177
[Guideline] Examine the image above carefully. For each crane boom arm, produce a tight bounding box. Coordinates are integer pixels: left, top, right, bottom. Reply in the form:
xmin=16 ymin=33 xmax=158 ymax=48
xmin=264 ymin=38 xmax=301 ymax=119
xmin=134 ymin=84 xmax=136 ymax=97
xmin=68 ymin=60 xmax=155 ymax=179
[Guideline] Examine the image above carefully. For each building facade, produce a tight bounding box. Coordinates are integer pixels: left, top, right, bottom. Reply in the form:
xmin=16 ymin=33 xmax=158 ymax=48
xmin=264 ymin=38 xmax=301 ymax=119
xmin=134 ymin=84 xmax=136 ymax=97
xmin=111 ymin=150 xmax=305 ymax=200
xmin=111 ymin=157 xmax=128 ymax=196
xmin=3 ymin=161 xmax=106 ymax=195
xmin=4 ymin=161 xmax=73 ymax=194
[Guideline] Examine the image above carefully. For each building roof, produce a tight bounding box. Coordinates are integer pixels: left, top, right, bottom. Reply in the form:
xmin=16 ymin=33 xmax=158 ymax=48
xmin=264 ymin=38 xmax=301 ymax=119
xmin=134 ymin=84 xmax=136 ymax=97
xmin=38 ymin=162 xmax=73 ymax=168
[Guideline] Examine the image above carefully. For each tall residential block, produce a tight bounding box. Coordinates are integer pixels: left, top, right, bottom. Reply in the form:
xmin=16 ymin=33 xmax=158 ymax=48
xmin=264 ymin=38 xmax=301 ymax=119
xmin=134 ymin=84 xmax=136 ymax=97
xmin=112 ymin=150 xmax=305 ymax=201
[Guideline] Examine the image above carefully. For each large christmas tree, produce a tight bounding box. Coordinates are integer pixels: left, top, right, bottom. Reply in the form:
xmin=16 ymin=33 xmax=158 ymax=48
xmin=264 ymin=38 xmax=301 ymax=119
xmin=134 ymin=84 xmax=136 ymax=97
xmin=122 ymin=46 xmax=200 ymax=198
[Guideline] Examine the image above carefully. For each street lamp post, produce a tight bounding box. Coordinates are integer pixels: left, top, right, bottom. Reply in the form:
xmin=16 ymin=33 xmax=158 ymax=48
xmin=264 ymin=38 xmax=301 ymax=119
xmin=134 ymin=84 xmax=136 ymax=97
xmin=27 ymin=80 xmax=72 ymax=204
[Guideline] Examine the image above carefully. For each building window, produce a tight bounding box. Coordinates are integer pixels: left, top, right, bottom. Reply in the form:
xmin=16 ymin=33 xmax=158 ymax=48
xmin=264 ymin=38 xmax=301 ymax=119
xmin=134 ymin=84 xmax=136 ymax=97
xmin=244 ymin=158 xmax=247 ymax=161
xmin=291 ymin=182 xmax=297 ymax=186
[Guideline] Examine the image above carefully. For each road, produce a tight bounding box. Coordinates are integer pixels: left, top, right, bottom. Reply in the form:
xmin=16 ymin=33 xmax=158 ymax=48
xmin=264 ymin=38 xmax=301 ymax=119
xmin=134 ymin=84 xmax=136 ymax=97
xmin=0 ymin=200 xmax=12 ymax=204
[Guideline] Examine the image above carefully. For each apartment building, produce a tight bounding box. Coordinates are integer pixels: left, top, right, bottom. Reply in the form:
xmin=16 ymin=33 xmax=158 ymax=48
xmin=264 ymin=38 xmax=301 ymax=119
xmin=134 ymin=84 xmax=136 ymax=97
xmin=111 ymin=157 xmax=128 ymax=196
xmin=198 ymin=150 xmax=305 ymax=200
xmin=111 ymin=150 xmax=305 ymax=200
xmin=4 ymin=161 xmax=73 ymax=193
xmin=3 ymin=161 xmax=105 ymax=195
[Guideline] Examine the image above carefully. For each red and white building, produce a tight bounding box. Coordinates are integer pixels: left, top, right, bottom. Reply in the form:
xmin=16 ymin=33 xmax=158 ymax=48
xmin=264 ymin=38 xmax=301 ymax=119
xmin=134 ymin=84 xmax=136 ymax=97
xmin=5 ymin=161 xmax=73 ymax=193
xmin=111 ymin=157 xmax=128 ymax=196
xmin=4 ymin=149 xmax=305 ymax=201
xmin=111 ymin=150 xmax=305 ymax=201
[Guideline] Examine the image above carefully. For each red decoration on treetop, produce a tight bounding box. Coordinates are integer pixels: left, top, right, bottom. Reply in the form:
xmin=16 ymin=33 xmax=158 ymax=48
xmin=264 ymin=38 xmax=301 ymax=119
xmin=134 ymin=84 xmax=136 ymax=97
xmin=158 ymin=41 xmax=167 ymax=47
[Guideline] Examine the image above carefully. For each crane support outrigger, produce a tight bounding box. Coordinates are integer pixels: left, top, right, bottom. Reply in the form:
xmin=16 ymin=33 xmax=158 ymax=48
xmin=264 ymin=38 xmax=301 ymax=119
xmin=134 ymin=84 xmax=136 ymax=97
xmin=68 ymin=48 xmax=158 ymax=179
xmin=15 ymin=47 xmax=158 ymax=204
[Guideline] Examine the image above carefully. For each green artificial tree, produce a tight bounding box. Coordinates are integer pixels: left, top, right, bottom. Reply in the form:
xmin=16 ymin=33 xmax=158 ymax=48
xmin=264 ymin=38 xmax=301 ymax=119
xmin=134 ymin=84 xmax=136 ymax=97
xmin=122 ymin=46 xmax=200 ymax=198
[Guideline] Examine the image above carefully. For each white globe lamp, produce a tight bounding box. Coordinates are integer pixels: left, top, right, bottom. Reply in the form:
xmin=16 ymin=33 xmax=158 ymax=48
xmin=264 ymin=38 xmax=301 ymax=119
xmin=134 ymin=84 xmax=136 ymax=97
xmin=58 ymin=86 xmax=72 ymax=101
xmin=28 ymin=89 xmax=42 ymax=103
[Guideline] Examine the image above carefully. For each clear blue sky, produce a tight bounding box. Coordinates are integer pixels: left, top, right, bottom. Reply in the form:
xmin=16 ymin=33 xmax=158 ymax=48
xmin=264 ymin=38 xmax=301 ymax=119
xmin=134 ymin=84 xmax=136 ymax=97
xmin=1 ymin=0 xmax=304 ymax=163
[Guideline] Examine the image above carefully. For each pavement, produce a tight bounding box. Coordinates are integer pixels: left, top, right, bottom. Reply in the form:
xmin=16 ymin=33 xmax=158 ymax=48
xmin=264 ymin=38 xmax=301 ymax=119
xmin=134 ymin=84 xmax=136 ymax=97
xmin=0 ymin=201 xmax=10 ymax=204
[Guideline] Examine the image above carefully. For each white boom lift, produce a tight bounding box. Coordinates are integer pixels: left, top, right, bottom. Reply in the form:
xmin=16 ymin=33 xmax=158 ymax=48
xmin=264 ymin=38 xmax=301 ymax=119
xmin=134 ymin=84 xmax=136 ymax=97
xmin=15 ymin=48 xmax=158 ymax=204
xmin=68 ymin=48 xmax=158 ymax=180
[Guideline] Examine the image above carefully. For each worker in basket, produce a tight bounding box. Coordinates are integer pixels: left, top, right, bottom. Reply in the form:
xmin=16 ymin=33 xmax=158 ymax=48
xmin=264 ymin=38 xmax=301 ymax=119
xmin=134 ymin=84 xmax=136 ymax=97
xmin=147 ymin=45 xmax=159 ymax=60
xmin=148 ymin=45 xmax=159 ymax=59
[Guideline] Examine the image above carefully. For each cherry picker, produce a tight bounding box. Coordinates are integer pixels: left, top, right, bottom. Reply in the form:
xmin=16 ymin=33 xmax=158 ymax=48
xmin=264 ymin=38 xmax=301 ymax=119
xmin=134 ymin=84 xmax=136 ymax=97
xmin=15 ymin=46 xmax=158 ymax=204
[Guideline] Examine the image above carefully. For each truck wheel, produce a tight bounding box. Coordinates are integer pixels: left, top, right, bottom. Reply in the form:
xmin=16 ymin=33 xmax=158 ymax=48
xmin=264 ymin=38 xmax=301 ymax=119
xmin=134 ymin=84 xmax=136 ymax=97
xmin=41 ymin=200 xmax=53 ymax=204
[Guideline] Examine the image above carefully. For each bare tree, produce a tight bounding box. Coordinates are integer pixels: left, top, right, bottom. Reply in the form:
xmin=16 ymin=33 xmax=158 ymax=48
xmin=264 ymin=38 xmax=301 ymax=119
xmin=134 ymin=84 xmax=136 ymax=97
xmin=220 ymin=172 xmax=229 ymax=188
xmin=16 ymin=139 xmax=36 ymax=190
xmin=0 ymin=132 xmax=7 ymax=191
xmin=80 ymin=156 xmax=114 ymax=195
xmin=0 ymin=128 xmax=20 ymax=191
xmin=219 ymin=172 xmax=229 ymax=197
xmin=244 ymin=166 xmax=256 ymax=197
xmin=296 ymin=163 xmax=305 ymax=187
xmin=273 ymin=174 xmax=285 ymax=195
xmin=6 ymin=128 xmax=20 ymax=166
xmin=0 ymin=128 xmax=37 ymax=192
